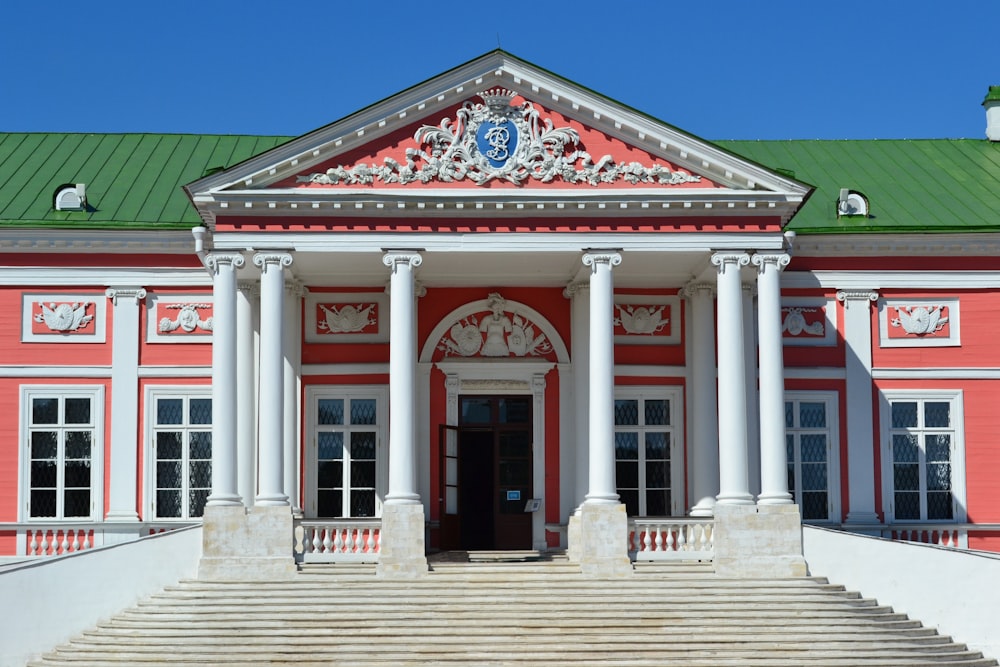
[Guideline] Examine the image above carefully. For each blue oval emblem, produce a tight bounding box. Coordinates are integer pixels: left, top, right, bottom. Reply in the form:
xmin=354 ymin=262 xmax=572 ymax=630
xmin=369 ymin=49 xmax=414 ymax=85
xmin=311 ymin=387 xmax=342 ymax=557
xmin=476 ymin=120 xmax=518 ymax=169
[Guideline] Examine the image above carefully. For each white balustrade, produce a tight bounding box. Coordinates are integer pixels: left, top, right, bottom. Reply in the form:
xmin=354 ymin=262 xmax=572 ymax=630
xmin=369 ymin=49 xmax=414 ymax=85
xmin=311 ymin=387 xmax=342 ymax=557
xmin=888 ymin=525 xmax=966 ymax=549
xmin=628 ymin=518 xmax=715 ymax=561
xmin=0 ymin=522 xmax=197 ymax=558
xmin=294 ymin=519 xmax=381 ymax=563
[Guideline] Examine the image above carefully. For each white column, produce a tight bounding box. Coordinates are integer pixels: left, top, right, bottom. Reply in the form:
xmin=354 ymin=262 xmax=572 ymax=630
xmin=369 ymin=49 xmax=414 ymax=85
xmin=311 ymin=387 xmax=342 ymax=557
xmin=383 ymin=251 xmax=422 ymax=504
xmin=683 ymin=282 xmax=719 ymax=517
xmin=104 ymin=286 xmax=146 ymax=524
xmin=754 ymin=253 xmax=793 ymax=505
xmin=253 ymin=252 xmax=292 ymax=507
xmin=236 ymin=281 xmax=257 ymax=508
xmin=838 ymin=289 xmax=881 ymax=524
xmin=742 ymin=282 xmax=760 ymax=498
xmin=583 ymin=250 xmax=622 ymax=505
xmin=712 ymin=252 xmax=754 ymax=505
xmin=563 ymin=281 xmax=590 ymax=511
xmin=283 ymin=281 xmax=304 ymax=514
xmin=206 ymin=253 xmax=244 ymax=507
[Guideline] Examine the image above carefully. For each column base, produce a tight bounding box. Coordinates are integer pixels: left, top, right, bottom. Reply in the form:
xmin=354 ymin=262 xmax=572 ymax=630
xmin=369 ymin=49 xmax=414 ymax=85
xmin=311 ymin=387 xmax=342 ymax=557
xmin=376 ymin=502 xmax=428 ymax=579
xmin=199 ymin=504 xmax=297 ymax=581
xmin=713 ymin=504 xmax=807 ymax=578
xmin=689 ymin=497 xmax=716 ymax=518
xmin=578 ymin=502 xmax=632 ymax=578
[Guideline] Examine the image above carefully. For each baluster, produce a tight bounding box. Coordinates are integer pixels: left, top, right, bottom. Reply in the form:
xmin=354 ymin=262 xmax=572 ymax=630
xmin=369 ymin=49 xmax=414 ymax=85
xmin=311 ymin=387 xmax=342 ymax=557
xmin=347 ymin=528 xmax=358 ymax=553
xmin=41 ymin=530 xmax=51 ymax=555
xmin=657 ymin=526 xmax=668 ymax=552
xmin=375 ymin=528 xmax=381 ymax=553
xmin=322 ymin=528 xmax=333 ymax=554
xmin=642 ymin=528 xmax=652 ymax=553
xmin=311 ymin=527 xmax=323 ymax=554
xmin=293 ymin=525 xmax=304 ymax=556
xmin=333 ymin=528 xmax=344 ymax=554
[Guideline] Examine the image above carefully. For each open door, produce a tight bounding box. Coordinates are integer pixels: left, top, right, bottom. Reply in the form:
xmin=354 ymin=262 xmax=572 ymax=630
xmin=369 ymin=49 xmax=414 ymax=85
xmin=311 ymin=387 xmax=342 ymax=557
xmin=438 ymin=424 xmax=460 ymax=551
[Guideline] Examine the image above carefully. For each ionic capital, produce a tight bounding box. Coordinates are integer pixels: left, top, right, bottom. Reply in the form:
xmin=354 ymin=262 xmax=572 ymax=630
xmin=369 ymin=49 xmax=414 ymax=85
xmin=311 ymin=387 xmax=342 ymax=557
xmin=680 ymin=282 xmax=715 ymax=299
xmin=750 ymin=252 xmax=791 ymax=274
xmin=836 ymin=289 xmax=879 ymax=308
xmin=206 ymin=252 xmax=246 ymax=272
xmin=252 ymin=252 xmax=293 ymax=271
xmin=105 ymin=287 xmax=147 ymax=306
xmin=562 ymin=281 xmax=590 ymax=299
xmin=710 ymin=252 xmax=751 ymax=272
xmin=382 ymin=250 xmax=423 ymax=273
xmin=582 ymin=250 xmax=623 ymax=269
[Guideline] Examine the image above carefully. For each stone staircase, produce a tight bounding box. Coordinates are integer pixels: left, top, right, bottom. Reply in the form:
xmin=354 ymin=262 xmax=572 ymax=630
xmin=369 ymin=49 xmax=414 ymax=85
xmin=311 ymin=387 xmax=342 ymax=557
xmin=28 ymin=553 xmax=997 ymax=666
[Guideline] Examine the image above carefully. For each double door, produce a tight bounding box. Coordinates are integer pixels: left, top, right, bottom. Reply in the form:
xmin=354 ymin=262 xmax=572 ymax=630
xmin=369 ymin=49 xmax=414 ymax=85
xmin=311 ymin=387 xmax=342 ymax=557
xmin=439 ymin=395 xmax=533 ymax=551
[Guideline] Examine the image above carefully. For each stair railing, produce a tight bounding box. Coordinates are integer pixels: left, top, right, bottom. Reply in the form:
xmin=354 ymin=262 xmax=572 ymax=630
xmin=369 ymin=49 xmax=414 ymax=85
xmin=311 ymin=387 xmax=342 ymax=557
xmin=628 ymin=518 xmax=714 ymax=561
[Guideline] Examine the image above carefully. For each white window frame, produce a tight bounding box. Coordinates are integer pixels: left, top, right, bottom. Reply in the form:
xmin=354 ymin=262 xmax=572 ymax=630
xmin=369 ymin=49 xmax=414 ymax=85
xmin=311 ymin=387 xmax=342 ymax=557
xmin=879 ymin=389 xmax=967 ymax=524
xmin=144 ymin=385 xmax=213 ymax=521
xmin=784 ymin=391 xmax=841 ymax=523
xmin=613 ymin=386 xmax=685 ymax=517
xmin=303 ymin=385 xmax=388 ymax=519
xmin=19 ymin=385 xmax=105 ymax=521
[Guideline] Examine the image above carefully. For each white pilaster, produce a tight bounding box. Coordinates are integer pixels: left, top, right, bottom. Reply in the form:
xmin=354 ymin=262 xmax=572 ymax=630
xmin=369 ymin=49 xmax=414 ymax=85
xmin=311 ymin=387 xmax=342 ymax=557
xmin=563 ymin=281 xmax=590 ymax=511
xmin=742 ymin=282 xmax=760 ymax=498
xmin=253 ymin=252 xmax=292 ymax=507
xmin=683 ymin=282 xmax=719 ymax=517
xmin=712 ymin=252 xmax=754 ymax=506
xmin=383 ymin=251 xmax=422 ymax=505
xmin=838 ymin=289 xmax=881 ymax=524
xmin=582 ymin=251 xmax=622 ymax=505
xmin=206 ymin=253 xmax=244 ymax=507
xmin=753 ymin=253 xmax=793 ymax=505
xmin=104 ymin=286 xmax=146 ymax=527
xmin=283 ymin=281 xmax=304 ymax=515
xmin=236 ymin=281 xmax=257 ymax=508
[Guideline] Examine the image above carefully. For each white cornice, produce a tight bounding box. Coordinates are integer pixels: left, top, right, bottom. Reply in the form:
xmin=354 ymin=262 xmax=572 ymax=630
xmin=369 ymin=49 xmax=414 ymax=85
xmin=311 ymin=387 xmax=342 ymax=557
xmin=783 ymin=270 xmax=1000 ymax=290
xmin=791 ymin=233 xmax=1000 ymax=257
xmin=872 ymin=368 xmax=1000 ymax=380
xmin=0 ymin=267 xmax=211 ymax=287
xmin=212 ymin=231 xmax=788 ymax=254
xmin=0 ymin=229 xmax=196 ymax=253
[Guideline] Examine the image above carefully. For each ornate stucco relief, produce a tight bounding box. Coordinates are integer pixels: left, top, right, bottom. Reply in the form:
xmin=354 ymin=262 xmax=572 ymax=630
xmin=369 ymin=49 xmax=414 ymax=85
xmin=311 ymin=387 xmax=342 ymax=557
xmin=437 ymin=292 xmax=553 ymax=359
xmin=878 ymin=298 xmax=960 ymax=348
xmin=304 ymin=292 xmax=388 ymax=343
xmin=159 ymin=303 xmax=213 ymax=334
xmin=613 ymin=295 xmax=680 ymax=345
xmin=297 ymin=89 xmax=702 ymax=188
xmin=22 ymin=294 xmax=106 ymax=343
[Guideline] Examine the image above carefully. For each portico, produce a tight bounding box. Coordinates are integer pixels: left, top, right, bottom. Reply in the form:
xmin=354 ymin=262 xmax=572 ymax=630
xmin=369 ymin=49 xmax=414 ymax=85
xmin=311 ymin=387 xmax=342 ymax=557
xmin=185 ymin=51 xmax=810 ymax=579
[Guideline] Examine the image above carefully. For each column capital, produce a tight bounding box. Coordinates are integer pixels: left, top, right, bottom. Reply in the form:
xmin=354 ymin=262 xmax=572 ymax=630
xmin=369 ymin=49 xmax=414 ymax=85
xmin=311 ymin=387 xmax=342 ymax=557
xmin=237 ymin=280 xmax=259 ymax=297
xmin=206 ymin=252 xmax=246 ymax=271
xmin=105 ymin=287 xmax=147 ymax=306
xmin=751 ymin=252 xmax=791 ymax=273
xmin=563 ymin=280 xmax=590 ymax=299
xmin=836 ymin=289 xmax=879 ymax=307
xmin=284 ymin=279 xmax=307 ymax=298
xmin=252 ymin=251 xmax=293 ymax=270
xmin=681 ymin=281 xmax=714 ymax=299
xmin=382 ymin=250 xmax=423 ymax=272
xmin=582 ymin=250 xmax=622 ymax=268
xmin=710 ymin=251 xmax=751 ymax=270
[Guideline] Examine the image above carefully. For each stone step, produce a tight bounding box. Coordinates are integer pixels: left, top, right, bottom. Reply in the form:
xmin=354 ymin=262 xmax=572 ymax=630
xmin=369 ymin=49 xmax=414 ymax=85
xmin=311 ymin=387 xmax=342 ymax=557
xmin=28 ymin=561 xmax=996 ymax=667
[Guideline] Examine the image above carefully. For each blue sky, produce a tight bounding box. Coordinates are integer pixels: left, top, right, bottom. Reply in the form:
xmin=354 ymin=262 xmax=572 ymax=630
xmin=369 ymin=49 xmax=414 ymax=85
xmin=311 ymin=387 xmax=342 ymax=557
xmin=2 ymin=0 xmax=998 ymax=140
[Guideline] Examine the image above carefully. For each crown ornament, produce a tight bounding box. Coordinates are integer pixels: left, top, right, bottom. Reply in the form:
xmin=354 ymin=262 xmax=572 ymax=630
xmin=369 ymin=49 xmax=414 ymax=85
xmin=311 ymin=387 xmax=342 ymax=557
xmin=478 ymin=88 xmax=517 ymax=109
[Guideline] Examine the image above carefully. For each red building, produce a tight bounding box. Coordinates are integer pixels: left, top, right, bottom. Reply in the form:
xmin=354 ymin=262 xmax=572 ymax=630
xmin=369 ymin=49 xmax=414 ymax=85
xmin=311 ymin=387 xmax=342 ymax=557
xmin=2 ymin=53 xmax=999 ymax=576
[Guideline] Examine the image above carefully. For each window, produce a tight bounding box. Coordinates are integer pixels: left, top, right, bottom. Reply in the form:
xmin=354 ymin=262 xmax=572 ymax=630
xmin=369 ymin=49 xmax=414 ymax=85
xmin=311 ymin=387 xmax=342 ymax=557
xmin=305 ymin=387 xmax=387 ymax=518
xmin=21 ymin=387 xmax=103 ymax=520
xmin=785 ymin=392 xmax=840 ymax=522
xmin=149 ymin=391 xmax=212 ymax=519
xmin=882 ymin=391 xmax=965 ymax=522
xmin=614 ymin=388 xmax=683 ymax=516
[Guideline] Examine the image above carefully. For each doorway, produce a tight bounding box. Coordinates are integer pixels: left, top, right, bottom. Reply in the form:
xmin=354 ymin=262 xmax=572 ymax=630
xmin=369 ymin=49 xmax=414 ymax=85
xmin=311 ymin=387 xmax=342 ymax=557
xmin=439 ymin=395 xmax=533 ymax=551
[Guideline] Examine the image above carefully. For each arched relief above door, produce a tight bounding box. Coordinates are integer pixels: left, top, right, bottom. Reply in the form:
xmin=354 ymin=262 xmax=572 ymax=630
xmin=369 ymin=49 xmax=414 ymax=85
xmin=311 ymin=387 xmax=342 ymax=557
xmin=420 ymin=292 xmax=569 ymax=364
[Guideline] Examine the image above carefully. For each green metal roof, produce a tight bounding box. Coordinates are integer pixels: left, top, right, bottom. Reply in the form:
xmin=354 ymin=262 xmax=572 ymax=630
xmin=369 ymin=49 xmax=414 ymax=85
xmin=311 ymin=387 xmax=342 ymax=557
xmin=718 ymin=139 xmax=1000 ymax=234
xmin=0 ymin=133 xmax=291 ymax=229
xmin=1 ymin=132 xmax=998 ymax=234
